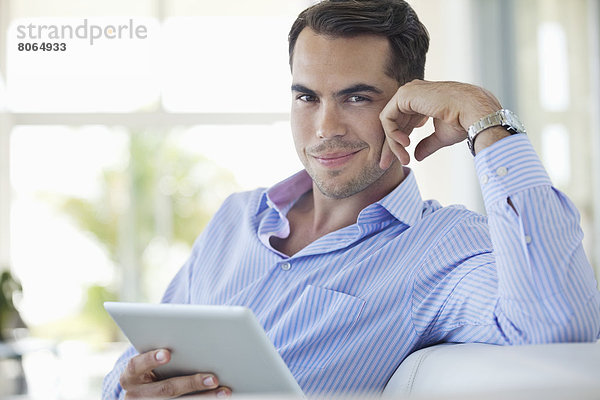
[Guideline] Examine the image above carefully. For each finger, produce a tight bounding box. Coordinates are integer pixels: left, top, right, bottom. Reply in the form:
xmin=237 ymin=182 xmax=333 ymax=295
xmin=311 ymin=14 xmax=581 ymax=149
xmin=379 ymin=140 xmax=395 ymax=170
xmin=379 ymin=92 xmax=403 ymax=128
xmin=381 ymin=118 xmax=410 ymax=147
xmin=181 ymin=386 xmax=232 ymax=398
xmin=398 ymin=113 xmax=428 ymax=134
xmin=184 ymin=386 xmax=232 ymax=398
xmin=214 ymin=386 xmax=232 ymax=398
xmin=414 ymin=132 xmax=446 ymax=161
xmin=126 ymin=373 xmax=221 ymax=399
xmin=387 ymin=135 xmax=411 ymax=165
xmin=122 ymin=350 xmax=171 ymax=388
xmin=385 ymin=128 xmax=411 ymax=148
xmin=379 ymin=105 xmax=412 ymax=169
xmin=380 ymin=95 xmax=413 ymax=148
xmin=414 ymin=114 xmax=428 ymax=128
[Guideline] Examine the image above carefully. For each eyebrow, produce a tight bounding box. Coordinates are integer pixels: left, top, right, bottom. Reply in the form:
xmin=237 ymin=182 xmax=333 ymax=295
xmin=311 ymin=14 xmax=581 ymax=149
xmin=291 ymin=83 xmax=383 ymax=97
xmin=291 ymin=84 xmax=317 ymax=96
xmin=336 ymin=84 xmax=383 ymax=97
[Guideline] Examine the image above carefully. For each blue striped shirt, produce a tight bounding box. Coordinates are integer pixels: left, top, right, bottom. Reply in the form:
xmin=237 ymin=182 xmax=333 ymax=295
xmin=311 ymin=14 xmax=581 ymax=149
xmin=103 ymin=134 xmax=600 ymax=398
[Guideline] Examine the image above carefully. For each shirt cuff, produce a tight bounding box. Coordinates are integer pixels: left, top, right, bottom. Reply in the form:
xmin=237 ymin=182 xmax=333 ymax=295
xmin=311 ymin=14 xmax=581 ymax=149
xmin=474 ymin=134 xmax=552 ymax=206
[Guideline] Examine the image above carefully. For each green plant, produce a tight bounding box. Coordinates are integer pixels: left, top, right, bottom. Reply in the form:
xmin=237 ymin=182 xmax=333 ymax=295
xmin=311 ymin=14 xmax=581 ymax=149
xmin=0 ymin=270 xmax=25 ymax=341
xmin=50 ymin=131 xmax=239 ymax=342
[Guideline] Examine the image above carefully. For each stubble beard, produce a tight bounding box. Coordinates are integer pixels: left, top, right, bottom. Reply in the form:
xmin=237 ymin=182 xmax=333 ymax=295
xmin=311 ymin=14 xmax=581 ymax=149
xmin=300 ymin=137 xmax=388 ymax=199
xmin=312 ymin=165 xmax=385 ymax=199
xmin=305 ymin=154 xmax=386 ymax=199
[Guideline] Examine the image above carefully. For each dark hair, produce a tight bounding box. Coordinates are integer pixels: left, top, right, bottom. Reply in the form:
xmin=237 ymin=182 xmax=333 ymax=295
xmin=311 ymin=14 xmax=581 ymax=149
xmin=288 ymin=0 xmax=430 ymax=84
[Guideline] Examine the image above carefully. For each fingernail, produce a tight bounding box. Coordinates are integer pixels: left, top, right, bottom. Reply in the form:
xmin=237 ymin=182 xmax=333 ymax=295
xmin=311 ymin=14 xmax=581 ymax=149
xmin=203 ymin=376 xmax=215 ymax=386
xmin=155 ymin=350 xmax=166 ymax=362
xmin=216 ymin=389 xmax=229 ymax=398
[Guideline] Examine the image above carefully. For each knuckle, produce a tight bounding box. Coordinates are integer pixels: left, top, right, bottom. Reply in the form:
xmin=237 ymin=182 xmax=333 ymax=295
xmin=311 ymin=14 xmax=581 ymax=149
xmin=142 ymin=371 xmax=155 ymax=383
xmin=125 ymin=358 xmax=138 ymax=379
xmin=119 ymin=373 xmax=128 ymax=389
xmin=158 ymin=380 xmax=176 ymax=398
xmin=181 ymin=375 xmax=197 ymax=393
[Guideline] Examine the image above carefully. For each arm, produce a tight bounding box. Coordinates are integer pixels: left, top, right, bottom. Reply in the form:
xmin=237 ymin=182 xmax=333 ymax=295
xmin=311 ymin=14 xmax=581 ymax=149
xmin=475 ymin=134 xmax=599 ymax=342
xmin=380 ymin=80 xmax=600 ymax=343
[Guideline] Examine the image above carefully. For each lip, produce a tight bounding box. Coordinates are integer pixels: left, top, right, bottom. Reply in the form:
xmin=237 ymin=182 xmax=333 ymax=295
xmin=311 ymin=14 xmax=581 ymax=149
xmin=313 ymin=149 xmax=363 ymax=168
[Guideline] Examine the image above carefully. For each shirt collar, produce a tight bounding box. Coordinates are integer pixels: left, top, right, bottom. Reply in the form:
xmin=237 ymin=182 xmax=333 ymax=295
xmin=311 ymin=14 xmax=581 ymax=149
xmin=256 ymin=168 xmax=424 ymax=227
xmin=255 ymin=170 xmax=312 ymax=216
xmin=373 ymin=167 xmax=424 ymax=227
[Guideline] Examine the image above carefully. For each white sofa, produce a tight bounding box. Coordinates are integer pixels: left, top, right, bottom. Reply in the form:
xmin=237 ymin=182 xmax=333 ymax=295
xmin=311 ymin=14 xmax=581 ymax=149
xmin=382 ymin=341 xmax=600 ymax=398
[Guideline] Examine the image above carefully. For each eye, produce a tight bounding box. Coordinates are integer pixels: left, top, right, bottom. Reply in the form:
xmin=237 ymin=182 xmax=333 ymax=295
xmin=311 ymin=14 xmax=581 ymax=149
xmin=347 ymin=95 xmax=369 ymax=103
xmin=297 ymin=94 xmax=318 ymax=102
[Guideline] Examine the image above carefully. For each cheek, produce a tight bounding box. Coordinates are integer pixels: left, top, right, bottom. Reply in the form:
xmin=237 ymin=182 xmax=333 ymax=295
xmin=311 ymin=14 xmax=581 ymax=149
xmin=291 ymin=108 xmax=313 ymax=141
xmin=349 ymin=110 xmax=386 ymax=145
xmin=290 ymin=115 xmax=309 ymax=158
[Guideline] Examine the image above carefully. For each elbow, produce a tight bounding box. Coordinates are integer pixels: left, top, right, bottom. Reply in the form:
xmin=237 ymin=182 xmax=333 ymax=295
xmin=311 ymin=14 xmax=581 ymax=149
xmin=540 ymin=298 xmax=600 ymax=344
xmin=512 ymin=296 xmax=600 ymax=345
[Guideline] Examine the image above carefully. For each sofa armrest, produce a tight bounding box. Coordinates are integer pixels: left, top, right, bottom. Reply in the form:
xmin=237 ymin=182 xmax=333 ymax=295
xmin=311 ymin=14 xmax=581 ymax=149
xmin=382 ymin=341 xmax=600 ymax=397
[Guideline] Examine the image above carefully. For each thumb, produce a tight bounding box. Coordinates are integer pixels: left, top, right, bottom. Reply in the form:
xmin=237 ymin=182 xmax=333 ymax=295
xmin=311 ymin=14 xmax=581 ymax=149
xmin=414 ymin=133 xmax=445 ymax=161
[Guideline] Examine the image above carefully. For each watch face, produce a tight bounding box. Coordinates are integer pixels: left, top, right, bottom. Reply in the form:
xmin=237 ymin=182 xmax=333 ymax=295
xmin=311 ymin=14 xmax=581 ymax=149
xmin=503 ymin=110 xmax=526 ymax=133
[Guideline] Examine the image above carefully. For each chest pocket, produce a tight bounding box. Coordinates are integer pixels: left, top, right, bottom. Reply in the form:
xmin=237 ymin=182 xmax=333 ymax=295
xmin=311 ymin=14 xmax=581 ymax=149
xmin=267 ymin=285 xmax=366 ymax=370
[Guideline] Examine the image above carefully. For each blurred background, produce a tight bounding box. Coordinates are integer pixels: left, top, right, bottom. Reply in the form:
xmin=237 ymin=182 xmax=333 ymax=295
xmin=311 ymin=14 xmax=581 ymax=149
xmin=0 ymin=0 xmax=598 ymax=398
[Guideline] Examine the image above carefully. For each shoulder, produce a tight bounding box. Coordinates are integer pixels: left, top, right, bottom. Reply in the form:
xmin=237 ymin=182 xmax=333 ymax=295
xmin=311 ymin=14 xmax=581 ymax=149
xmin=420 ymin=201 xmax=490 ymax=242
xmin=415 ymin=202 xmax=494 ymax=279
xmin=189 ymin=188 xmax=265 ymax=250
xmin=212 ymin=188 xmax=266 ymax=220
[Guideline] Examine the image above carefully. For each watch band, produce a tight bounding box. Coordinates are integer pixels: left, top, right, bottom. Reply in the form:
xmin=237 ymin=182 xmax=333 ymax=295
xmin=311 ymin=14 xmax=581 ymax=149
xmin=467 ymin=109 xmax=526 ymax=156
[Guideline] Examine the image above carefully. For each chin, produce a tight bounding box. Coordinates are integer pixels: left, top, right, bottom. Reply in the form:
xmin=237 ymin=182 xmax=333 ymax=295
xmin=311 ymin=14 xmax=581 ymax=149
xmin=316 ymin=175 xmax=382 ymax=199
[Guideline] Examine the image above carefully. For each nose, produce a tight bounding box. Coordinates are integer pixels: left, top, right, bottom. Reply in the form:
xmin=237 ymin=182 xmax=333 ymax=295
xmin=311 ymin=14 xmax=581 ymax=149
xmin=316 ymin=102 xmax=346 ymax=139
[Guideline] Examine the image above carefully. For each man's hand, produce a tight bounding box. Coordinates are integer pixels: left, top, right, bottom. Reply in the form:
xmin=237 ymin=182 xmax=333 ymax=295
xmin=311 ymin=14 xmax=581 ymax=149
xmin=119 ymin=349 xmax=231 ymax=399
xmin=378 ymin=80 xmax=504 ymax=168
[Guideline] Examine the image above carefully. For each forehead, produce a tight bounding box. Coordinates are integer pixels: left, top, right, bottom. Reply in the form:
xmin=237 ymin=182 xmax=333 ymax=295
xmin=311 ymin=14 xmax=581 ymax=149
xmin=291 ymin=28 xmax=392 ymax=85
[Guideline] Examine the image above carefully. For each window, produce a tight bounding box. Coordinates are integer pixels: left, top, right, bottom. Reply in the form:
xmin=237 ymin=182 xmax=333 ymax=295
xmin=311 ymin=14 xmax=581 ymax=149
xmin=1 ymin=1 xmax=598 ymax=398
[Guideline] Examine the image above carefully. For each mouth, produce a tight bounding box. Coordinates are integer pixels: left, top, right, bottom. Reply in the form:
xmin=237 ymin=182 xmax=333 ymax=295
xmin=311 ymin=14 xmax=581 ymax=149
xmin=312 ymin=149 xmax=364 ymax=168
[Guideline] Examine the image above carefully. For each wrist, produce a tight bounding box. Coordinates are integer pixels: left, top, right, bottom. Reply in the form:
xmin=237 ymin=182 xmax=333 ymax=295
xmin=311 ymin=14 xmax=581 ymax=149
xmin=467 ymin=109 xmax=526 ymax=156
xmin=473 ymin=127 xmax=511 ymax=155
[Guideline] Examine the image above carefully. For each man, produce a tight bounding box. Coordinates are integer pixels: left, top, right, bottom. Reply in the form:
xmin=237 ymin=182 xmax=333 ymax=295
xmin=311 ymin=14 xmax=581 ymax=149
xmin=103 ymin=0 xmax=600 ymax=398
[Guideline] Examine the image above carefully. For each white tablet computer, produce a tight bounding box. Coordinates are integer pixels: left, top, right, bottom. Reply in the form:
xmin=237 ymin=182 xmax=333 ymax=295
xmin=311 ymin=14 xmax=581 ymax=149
xmin=104 ymin=302 xmax=304 ymax=396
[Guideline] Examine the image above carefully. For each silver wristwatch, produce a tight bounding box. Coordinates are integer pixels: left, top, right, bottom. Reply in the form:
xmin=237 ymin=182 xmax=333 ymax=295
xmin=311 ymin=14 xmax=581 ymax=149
xmin=467 ymin=109 xmax=526 ymax=156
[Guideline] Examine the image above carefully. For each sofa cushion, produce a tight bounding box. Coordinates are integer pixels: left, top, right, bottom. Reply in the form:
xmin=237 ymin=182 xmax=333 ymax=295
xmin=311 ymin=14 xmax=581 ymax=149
xmin=382 ymin=342 xmax=600 ymax=397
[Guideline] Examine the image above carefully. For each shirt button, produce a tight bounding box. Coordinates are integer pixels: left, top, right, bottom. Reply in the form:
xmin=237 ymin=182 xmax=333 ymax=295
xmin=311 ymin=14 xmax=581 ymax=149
xmin=281 ymin=262 xmax=291 ymax=271
xmin=525 ymin=235 xmax=532 ymax=244
xmin=481 ymin=174 xmax=489 ymax=185
xmin=496 ymin=166 xmax=508 ymax=177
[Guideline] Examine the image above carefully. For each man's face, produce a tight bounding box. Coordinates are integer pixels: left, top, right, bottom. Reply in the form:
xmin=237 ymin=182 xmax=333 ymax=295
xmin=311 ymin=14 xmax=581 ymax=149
xmin=290 ymin=28 xmax=400 ymax=199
